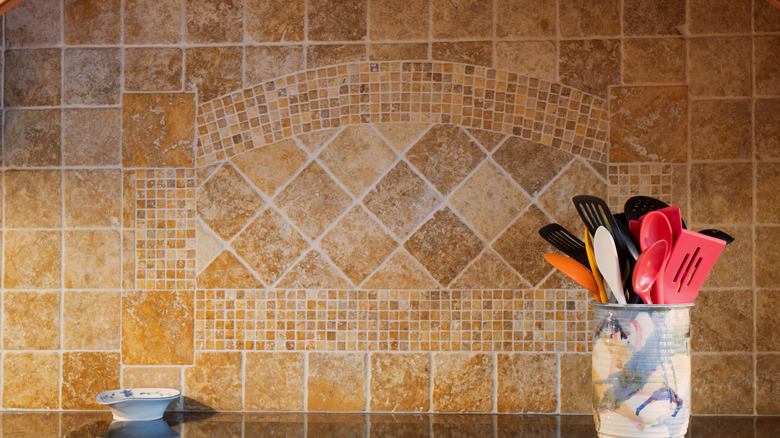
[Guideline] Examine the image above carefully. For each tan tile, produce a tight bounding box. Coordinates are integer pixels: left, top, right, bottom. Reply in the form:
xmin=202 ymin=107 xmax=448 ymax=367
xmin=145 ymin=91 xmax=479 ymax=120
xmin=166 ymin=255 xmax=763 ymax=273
xmin=451 ymin=249 xmax=528 ymax=289
xmin=497 ymin=353 xmax=556 ymax=413
xmin=64 ymin=48 xmax=121 ymax=105
xmin=276 ymin=250 xmax=353 ymax=288
xmin=63 ymin=291 xmax=120 ymax=350
xmin=196 ymin=163 xmax=264 ymax=240
xmin=370 ymin=353 xmax=429 ymax=412
xmin=468 ymin=129 xmax=507 ymax=152
xmin=757 ymin=227 xmax=780 ymax=288
xmin=320 ymin=125 xmax=396 ymax=196
xmin=185 ymin=46 xmax=243 ymax=102
xmin=758 ymin=163 xmax=780 ymax=224
xmin=274 ymin=162 xmax=352 ymax=239
xmin=125 ymin=48 xmax=182 ymax=92
xmin=231 ymin=140 xmax=306 ymax=196
xmin=559 ymin=0 xmax=620 ymax=37
xmin=538 ymin=160 xmax=607 ymax=234
xmin=495 ymin=41 xmax=556 ymax=83
xmin=62 ymin=352 xmax=120 ymax=409
xmin=122 ymin=93 xmax=196 ymax=167
xmin=690 ymin=100 xmax=752 ymax=160
xmin=690 ymin=163 xmax=752 ymax=224
xmin=122 ymin=171 xmax=136 ymax=227
xmin=689 ymin=37 xmax=752 ymax=97
xmin=432 ymin=353 xmax=492 ymax=413
xmin=623 ymin=38 xmax=685 ymax=84
xmin=124 ymin=0 xmax=182 ymax=44
xmin=245 ymin=46 xmax=304 ymax=85
xmin=5 ymin=109 xmax=61 ymax=167
xmin=623 ymin=0 xmax=685 ymax=36
xmin=757 ymin=354 xmax=780 ymax=415
xmin=431 ymin=42 xmax=492 ymax=67
xmin=2 ymin=413 xmax=60 ymax=437
xmin=4 ymin=49 xmax=61 ymax=107
xmin=559 ymin=39 xmax=620 ymax=98
xmin=755 ymin=0 xmax=780 ymax=32
xmin=691 ymin=353 xmax=753 ymax=414
xmin=493 ymin=138 xmax=573 ymax=196
xmin=122 ymin=230 xmax=135 ymax=289
xmin=63 ymin=230 xmax=120 ymax=289
xmin=123 ymin=366 xmax=181 ymax=389
xmin=63 ymin=108 xmax=121 ymax=166
xmin=245 ymin=352 xmax=304 ymax=411
xmin=691 ymin=289 xmax=753 ymax=352
xmin=373 ymin=124 xmax=431 ymax=154
xmin=495 ymin=0 xmax=555 ymax=38
xmin=122 ymin=291 xmax=195 ymax=365
xmin=195 ymin=221 xmax=220 ymax=276
xmin=247 ymin=0 xmax=304 ymax=43
xmin=184 ymin=0 xmax=243 ymax=44
xmin=184 ymin=352 xmax=242 ymax=411
xmin=492 ymin=205 xmax=551 ymax=286
xmin=197 ymin=250 xmax=264 ymax=289
xmin=432 ymin=0 xmax=491 ymax=38
xmin=308 ymin=0 xmax=366 ymax=41
xmin=307 ymin=44 xmax=367 ymax=68
xmin=295 ymin=128 xmax=340 ymax=153
xmin=405 ymin=208 xmax=483 ymax=286
xmin=757 ymin=290 xmax=780 ymax=352
xmin=755 ymin=36 xmax=780 ymax=96
xmin=3 ymin=291 xmax=59 ymax=350
xmin=362 ymin=249 xmax=438 ymax=289
xmin=406 ymin=125 xmax=485 ymax=195
xmin=2 ymin=352 xmax=59 ymax=409
xmin=308 ymin=352 xmax=366 ymax=411
xmin=756 ymin=98 xmax=780 ymax=160
xmin=63 ymin=0 xmax=120 ymax=45
xmin=232 ymin=209 xmax=309 ymax=285
xmin=689 ymin=0 xmax=751 ymax=34
xmin=560 ymin=353 xmax=591 ymax=413
xmin=4 ymin=0 xmax=61 ymax=47
xmin=63 ymin=170 xmax=121 ymax=228
xmin=4 ymin=230 xmax=60 ymax=289
xmin=609 ymin=86 xmax=688 ymax=163
xmin=4 ymin=170 xmax=61 ymax=228
xmin=321 ymin=206 xmax=397 ymax=285
xmin=703 ymin=226 xmax=751 ymax=288
xmin=370 ymin=0 xmax=428 ymax=40
xmin=369 ymin=43 xmax=429 ymax=61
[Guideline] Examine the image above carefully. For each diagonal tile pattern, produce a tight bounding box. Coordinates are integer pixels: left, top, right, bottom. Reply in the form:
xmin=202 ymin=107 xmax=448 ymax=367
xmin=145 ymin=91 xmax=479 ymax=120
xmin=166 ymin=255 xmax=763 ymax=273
xmin=196 ymin=163 xmax=264 ymax=240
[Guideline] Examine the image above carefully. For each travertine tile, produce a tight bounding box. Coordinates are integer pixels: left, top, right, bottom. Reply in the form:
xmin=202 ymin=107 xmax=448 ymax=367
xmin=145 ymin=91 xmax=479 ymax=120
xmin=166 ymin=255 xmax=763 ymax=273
xmin=691 ymin=353 xmax=753 ymax=414
xmin=196 ymin=163 xmax=264 ymax=240
xmin=198 ymin=250 xmax=264 ymax=288
xmin=689 ymin=0 xmax=751 ymax=34
xmin=122 ymin=290 xmax=195 ymax=365
xmin=4 ymin=49 xmax=61 ymax=107
xmin=63 ymin=0 xmax=120 ymax=45
xmin=370 ymin=353 xmax=430 ymax=412
xmin=185 ymin=0 xmax=243 ymax=44
xmin=623 ymin=0 xmax=685 ymax=36
xmin=690 ymin=100 xmax=752 ymax=160
xmin=294 ymin=129 xmax=340 ymax=154
xmin=231 ymin=140 xmax=306 ymax=196
xmin=3 ymin=291 xmax=59 ymax=350
xmin=757 ymin=163 xmax=780 ymax=224
xmin=245 ymin=352 xmax=304 ymax=411
xmin=62 ymin=352 xmax=120 ymax=409
xmin=122 ymin=171 xmax=136 ymax=227
xmin=538 ymin=160 xmax=607 ymax=234
xmin=4 ymin=170 xmax=61 ymax=228
xmin=431 ymin=42 xmax=492 ymax=67
xmin=559 ymin=0 xmax=620 ymax=37
xmin=689 ymin=38 xmax=751 ymax=97
xmin=4 ymin=109 xmax=61 ymax=167
xmin=755 ymin=0 xmax=780 ymax=32
xmin=184 ymin=352 xmax=243 ymax=411
xmin=63 ymin=291 xmax=120 ymax=350
xmin=64 ymin=170 xmax=121 ymax=228
xmin=559 ymin=39 xmax=620 ymax=98
xmin=374 ymin=124 xmax=430 ymax=154
xmin=195 ymin=221 xmax=220 ymax=275
xmin=320 ymin=125 xmax=397 ymax=196
xmin=308 ymin=0 xmax=367 ymax=41
xmin=247 ymin=0 xmax=304 ymax=42
xmin=468 ymin=129 xmax=507 ymax=152
xmin=755 ymin=36 xmax=780 ymax=96
xmin=406 ymin=125 xmax=485 ymax=195
xmin=560 ymin=353 xmax=591 ymax=413
xmin=702 ymin=226 xmax=751 ymax=288
xmin=492 ymin=205 xmax=551 ymax=286
xmin=361 ymin=250 xmax=439 ymax=289
xmin=2 ymin=413 xmax=60 ymax=437
xmin=497 ymin=353 xmax=556 ymax=412
xmin=494 ymin=41 xmax=556 ymax=82
xmin=756 ymin=99 xmax=780 ymax=160
xmin=623 ymin=38 xmax=685 ymax=84
xmin=757 ymin=290 xmax=780 ymax=351
xmin=125 ymin=48 xmax=183 ymax=92
xmin=756 ymin=354 xmax=780 ymax=415
xmin=493 ymin=138 xmax=573 ymax=196
xmin=122 ymin=232 xmax=134 ymax=288
xmin=690 ymin=163 xmax=752 ymax=224
xmin=4 ymin=0 xmax=61 ymax=47
xmin=450 ymin=250 xmax=528 ymax=289
xmin=307 ymin=353 xmax=366 ymax=411
xmin=691 ymin=289 xmax=753 ymax=352
xmin=276 ymin=250 xmax=353 ymax=289
xmin=185 ymin=47 xmax=243 ymax=102
xmin=370 ymin=0 xmax=428 ymax=40
xmin=369 ymin=43 xmax=429 ymax=61
xmin=307 ymin=44 xmax=366 ymax=68
xmin=495 ymin=0 xmax=555 ymax=37
xmin=245 ymin=46 xmax=304 ymax=85
xmin=123 ymin=366 xmax=181 ymax=389
xmin=432 ymin=353 xmax=492 ymax=412
xmin=124 ymin=0 xmax=182 ymax=44
xmin=122 ymin=93 xmax=196 ymax=167
xmin=432 ymin=0 xmax=491 ymax=38
xmin=63 ymin=108 xmax=121 ymax=166
xmin=2 ymin=352 xmax=59 ymax=409
xmin=756 ymin=227 xmax=780 ymax=288
xmin=63 ymin=230 xmax=120 ymax=289
xmin=4 ymin=230 xmax=61 ymax=289
xmin=64 ymin=48 xmax=121 ymax=105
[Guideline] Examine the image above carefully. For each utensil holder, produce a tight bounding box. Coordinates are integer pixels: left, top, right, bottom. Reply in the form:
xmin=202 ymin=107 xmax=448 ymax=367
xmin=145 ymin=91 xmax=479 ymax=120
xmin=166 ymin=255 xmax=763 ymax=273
xmin=592 ymin=303 xmax=692 ymax=438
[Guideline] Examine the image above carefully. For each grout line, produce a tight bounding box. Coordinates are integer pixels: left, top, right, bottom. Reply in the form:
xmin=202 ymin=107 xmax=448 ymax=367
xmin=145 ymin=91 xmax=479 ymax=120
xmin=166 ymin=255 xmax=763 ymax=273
xmin=750 ymin=0 xmax=758 ymax=416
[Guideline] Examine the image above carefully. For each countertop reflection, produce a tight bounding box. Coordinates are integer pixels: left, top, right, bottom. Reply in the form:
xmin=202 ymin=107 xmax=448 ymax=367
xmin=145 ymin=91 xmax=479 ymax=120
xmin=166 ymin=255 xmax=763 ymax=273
xmin=1 ymin=411 xmax=776 ymax=437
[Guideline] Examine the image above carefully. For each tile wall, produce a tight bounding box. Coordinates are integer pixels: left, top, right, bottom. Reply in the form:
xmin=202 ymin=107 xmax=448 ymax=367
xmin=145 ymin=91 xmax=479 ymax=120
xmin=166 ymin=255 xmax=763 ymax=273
xmin=0 ymin=0 xmax=778 ymax=416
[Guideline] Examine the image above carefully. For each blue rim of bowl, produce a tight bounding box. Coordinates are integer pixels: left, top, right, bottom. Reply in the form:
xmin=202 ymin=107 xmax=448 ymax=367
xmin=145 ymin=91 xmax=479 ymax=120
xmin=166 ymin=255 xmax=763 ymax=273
xmin=95 ymin=388 xmax=181 ymax=405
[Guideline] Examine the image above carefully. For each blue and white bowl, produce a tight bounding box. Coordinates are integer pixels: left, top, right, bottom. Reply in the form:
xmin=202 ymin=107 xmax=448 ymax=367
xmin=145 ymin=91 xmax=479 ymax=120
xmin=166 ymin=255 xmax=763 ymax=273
xmin=96 ymin=388 xmax=180 ymax=421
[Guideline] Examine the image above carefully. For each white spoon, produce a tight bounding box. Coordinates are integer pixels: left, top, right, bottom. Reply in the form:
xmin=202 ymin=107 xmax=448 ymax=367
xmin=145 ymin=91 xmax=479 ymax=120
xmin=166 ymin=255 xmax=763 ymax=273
xmin=594 ymin=226 xmax=627 ymax=304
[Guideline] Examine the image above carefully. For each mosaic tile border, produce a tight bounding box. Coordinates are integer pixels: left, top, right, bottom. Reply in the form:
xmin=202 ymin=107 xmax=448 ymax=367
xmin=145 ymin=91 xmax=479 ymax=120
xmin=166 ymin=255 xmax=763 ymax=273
xmin=607 ymin=163 xmax=673 ymax=212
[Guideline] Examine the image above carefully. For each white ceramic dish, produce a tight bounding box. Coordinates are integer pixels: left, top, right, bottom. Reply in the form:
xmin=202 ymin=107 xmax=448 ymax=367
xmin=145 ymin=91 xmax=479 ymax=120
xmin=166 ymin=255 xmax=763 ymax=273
xmin=96 ymin=388 xmax=180 ymax=421
xmin=98 ymin=419 xmax=179 ymax=438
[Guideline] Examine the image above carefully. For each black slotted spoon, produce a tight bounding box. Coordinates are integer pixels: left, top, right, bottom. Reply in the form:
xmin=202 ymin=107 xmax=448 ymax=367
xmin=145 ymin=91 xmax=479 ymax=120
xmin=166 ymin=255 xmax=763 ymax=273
xmin=538 ymin=223 xmax=590 ymax=269
xmin=624 ymin=195 xmax=688 ymax=229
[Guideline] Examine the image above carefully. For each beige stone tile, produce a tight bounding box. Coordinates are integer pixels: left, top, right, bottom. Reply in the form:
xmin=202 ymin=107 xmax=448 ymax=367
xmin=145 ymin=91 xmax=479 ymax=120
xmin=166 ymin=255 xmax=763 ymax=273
xmin=245 ymin=352 xmax=304 ymax=411
xmin=756 ymin=98 xmax=780 ymax=160
xmin=495 ymin=0 xmax=555 ymax=38
xmin=468 ymin=129 xmax=507 ymax=152
xmin=245 ymin=46 xmax=304 ymax=85
xmin=702 ymin=225 xmax=751 ymax=288
xmin=123 ymin=367 xmax=181 ymax=389
xmin=122 ymin=171 xmax=136 ymax=228
xmin=4 ymin=230 xmax=61 ymax=289
xmin=63 ymin=291 xmax=120 ymax=350
xmin=690 ymin=163 xmax=752 ymax=224
xmin=609 ymin=86 xmax=688 ymax=163
xmin=370 ymin=353 xmax=429 ymax=412
xmin=320 ymin=125 xmax=397 ymax=196
xmin=64 ymin=0 xmax=120 ymax=45
xmin=497 ymin=353 xmax=556 ymax=413
xmin=4 ymin=170 xmax=61 ymax=228
xmin=689 ymin=37 xmax=752 ymax=97
xmin=369 ymin=43 xmax=429 ymax=61
xmin=757 ymin=354 xmax=780 ymax=415
xmin=2 ymin=413 xmax=60 ymax=437
xmin=124 ymin=0 xmax=182 ymax=44
xmin=5 ymin=110 xmax=61 ymax=168
xmin=432 ymin=0 xmax=491 ymax=38
xmin=559 ymin=0 xmax=620 ymax=37
xmin=623 ymin=0 xmax=685 ymax=36
xmin=4 ymin=49 xmax=61 ymax=107
xmin=432 ymin=353 xmax=492 ymax=413
xmin=757 ymin=290 xmax=780 ymax=352
xmin=756 ymin=227 xmax=780 ymax=288
xmin=4 ymin=0 xmax=61 ymax=47
xmin=3 ymin=291 xmax=59 ymax=350
xmin=122 ymin=93 xmax=195 ymax=167
xmin=691 ymin=353 xmax=753 ymax=414
xmin=125 ymin=48 xmax=183 ymax=92
xmin=184 ymin=46 xmax=243 ymax=102
xmin=307 ymin=44 xmax=366 ymax=68
xmin=184 ymin=352 xmax=242 ymax=411
xmin=195 ymin=221 xmax=220 ymax=276
xmin=2 ymin=352 xmax=59 ymax=409
xmin=451 ymin=249 xmax=528 ymax=289
xmin=493 ymin=138 xmax=573 ymax=197
xmin=495 ymin=41 xmax=556 ymax=83
xmin=691 ymin=289 xmax=752 ymax=352
xmin=308 ymin=352 xmax=366 ymax=411
xmin=758 ymin=163 xmax=780 ymax=224
xmin=370 ymin=0 xmax=428 ymax=41
xmin=374 ymin=124 xmax=431 ymax=154
xmin=623 ymin=38 xmax=685 ymax=84
xmin=122 ymin=290 xmax=195 ymax=365
xmin=64 ymin=48 xmax=121 ymax=105
xmin=64 ymin=170 xmax=121 ymax=228
xmin=689 ymin=0 xmax=751 ymax=34
xmin=198 ymin=250 xmax=263 ymax=288
xmin=184 ymin=0 xmax=243 ymax=44
xmin=559 ymin=39 xmax=620 ymax=98
xmin=247 ymin=0 xmax=304 ymax=43
xmin=755 ymin=36 xmax=780 ymax=96
xmin=63 ymin=108 xmax=121 ymax=166
xmin=538 ymin=160 xmax=607 ymax=233
xmin=231 ymin=139 xmax=307 ymax=196
xmin=62 ymin=352 xmax=120 ymax=409
xmin=755 ymin=0 xmax=780 ymax=32
xmin=308 ymin=0 xmax=366 ymax=41
xmin=361 ymin=249 xmax=439 ymax=289
xmin=122 ymin=230 xmax=135 ymax=289
xmin=295 ymin=129 xmax=340 ymax=154
xmin=63 ymin=230 xmax=120 ymax=289
xmin=432 ymin=42 xmax=492 ymax=67
xmin=276 ymin=250 xmax=353 ymax=289
xmin=560 ymin=353 xmax=591 ymax=413
xmin=196 ymin=163 xmax=264 ymax=240
xmin=690 ymin=100 xmax=751 ymax=160
xmin=492 ymin=205 xmax=551 ymax=286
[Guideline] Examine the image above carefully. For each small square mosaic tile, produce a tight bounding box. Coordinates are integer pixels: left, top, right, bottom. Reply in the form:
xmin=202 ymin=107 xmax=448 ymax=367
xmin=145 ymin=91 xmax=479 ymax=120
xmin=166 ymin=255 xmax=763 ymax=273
xmin=607 ymin=163 xmax=673 ymax=212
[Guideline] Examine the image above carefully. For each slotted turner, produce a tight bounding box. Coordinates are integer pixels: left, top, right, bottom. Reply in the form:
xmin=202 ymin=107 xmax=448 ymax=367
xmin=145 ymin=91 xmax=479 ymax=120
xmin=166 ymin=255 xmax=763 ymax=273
xmin=538 ymin=223 xmax=590 ymax=268
xmin=660 ymin=229 xmax=727 ymax=304
xmin=624 ymin=196 xmax=687 ymax=229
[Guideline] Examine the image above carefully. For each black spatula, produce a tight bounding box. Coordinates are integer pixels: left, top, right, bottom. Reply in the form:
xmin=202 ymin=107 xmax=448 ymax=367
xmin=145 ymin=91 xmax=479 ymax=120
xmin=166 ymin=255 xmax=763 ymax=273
xmin=624 ymin=195 xmax=687 ymax=229
xmin=699 ymin=229 xmax=735 ymax=247
xmin=538 ymin=223 xmax=590 ymax=269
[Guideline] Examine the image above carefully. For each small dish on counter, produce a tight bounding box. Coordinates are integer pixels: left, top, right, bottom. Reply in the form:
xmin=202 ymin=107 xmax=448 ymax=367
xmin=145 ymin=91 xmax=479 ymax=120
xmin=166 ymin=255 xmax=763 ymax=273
xmin=96 ymin=388 xmax=180 ymax=421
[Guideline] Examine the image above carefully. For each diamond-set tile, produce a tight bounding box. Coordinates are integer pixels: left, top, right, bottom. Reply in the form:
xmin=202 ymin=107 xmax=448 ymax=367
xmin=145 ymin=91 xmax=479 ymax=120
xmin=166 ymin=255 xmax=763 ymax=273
xmin=196 ymin=163 xmax=264 ymax=240
xmin=493 ymin=137 xmax=575 ymax=197
xmin=230 ymin=139 xmax=308 ymax=197
xmin=492 ymin=205 xmax=552 ymax=286
xmin=537 ymin=160 xmax=607 ymax=233
xmin=276 ymin=250 xmax=353 ymax=289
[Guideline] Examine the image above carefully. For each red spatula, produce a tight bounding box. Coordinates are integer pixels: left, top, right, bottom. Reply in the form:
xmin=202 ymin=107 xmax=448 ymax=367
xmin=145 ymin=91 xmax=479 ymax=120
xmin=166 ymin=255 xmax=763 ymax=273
xmin=660 ymin=229 xmax=727 ymax=304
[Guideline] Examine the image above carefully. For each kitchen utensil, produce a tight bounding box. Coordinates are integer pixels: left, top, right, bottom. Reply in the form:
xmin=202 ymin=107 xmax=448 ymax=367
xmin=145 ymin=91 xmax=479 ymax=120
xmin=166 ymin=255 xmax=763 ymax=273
xmin=658 ymin=206 xmax=683 ymax=241
xmin=584 ymin=229 xmax=608 ymax=303
xmin=660 ymin=229 xmax=727 ymax=304
xmin=699 ymin=229 xmax=735 ymax=247
xmin=593 ymin=226 xmax=627 ymax=304
xmin=538 ymin=223 xmax=590 ymax=268
xmin=638 ymin=211 xmax=674 ymax=304
xmin=544 ymin=253 xmax=600 ymax=301
xmin=632 ymin=240 xmax=669 ymax=305
xmin=624 ymin=195 xmax=687 ymax=229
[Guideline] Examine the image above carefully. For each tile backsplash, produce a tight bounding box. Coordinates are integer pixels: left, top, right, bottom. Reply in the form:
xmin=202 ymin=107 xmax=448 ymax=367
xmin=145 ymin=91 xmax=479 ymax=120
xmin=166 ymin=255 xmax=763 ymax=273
xmin=1 ymin=0 xmax=779 ymax=416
